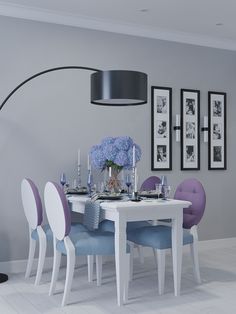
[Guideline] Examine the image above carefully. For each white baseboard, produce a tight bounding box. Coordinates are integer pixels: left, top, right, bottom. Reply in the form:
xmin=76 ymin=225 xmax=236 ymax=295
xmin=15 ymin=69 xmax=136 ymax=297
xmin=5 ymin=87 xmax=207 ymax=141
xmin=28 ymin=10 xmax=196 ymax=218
xmin=1 ymin=237 xmax=235 ymax=274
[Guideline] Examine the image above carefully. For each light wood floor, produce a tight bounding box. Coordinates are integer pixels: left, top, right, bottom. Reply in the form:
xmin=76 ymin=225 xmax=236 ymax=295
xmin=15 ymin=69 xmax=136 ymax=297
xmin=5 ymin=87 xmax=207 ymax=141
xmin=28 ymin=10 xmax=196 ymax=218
xmin=0 ymin=241 xmax=236 ymax=314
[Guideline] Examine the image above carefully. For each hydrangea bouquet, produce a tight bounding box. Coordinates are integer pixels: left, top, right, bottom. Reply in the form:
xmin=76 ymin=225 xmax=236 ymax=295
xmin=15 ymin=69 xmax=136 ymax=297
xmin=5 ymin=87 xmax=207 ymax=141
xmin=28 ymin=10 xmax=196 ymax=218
xmin=90 ymin=136 xmax=141 ymax=192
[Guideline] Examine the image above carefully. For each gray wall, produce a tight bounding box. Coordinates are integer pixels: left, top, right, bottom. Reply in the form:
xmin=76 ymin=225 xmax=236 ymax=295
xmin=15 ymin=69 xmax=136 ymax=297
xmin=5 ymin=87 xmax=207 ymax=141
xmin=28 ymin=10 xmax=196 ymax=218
xmin=0 ymin=16 xmax=235 ymax=262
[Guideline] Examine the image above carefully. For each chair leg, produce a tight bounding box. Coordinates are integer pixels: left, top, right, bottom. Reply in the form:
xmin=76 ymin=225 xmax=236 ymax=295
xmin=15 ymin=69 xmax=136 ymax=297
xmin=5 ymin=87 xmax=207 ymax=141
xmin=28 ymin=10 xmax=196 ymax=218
xmin=49 ymin=236 xmax=61 ymax=296
xmin=156 ymin=249 xmax=166 ymax=295
xmin=96 ymin=255 xmax=102 ymax=286
xmin=35 ymin=226 xmax=47 ymax=285
xmin=129 ymin=242 xmax=134 ymax=281
xmin=62 ymin=237 xmax=75 ymax=307
xmin=123 ymin=253 xmax=130 ymax=303
xmin=190 ymin=242 xmax=201 ymax=284
xmin=190 ymin=225 xmax=201 ymax=284
xmin=87 ymin=255 xmax=94 ymax=283
xmin=25 ymin=228 xmax=36 ymax=279
xmin=137 ymin=245 xmax=144 ymax=264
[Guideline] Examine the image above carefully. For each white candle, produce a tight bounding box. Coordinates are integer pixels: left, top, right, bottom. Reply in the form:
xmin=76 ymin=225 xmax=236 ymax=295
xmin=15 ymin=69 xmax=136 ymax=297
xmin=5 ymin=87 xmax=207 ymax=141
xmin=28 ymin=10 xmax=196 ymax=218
xmin=204 ymin=116 xmax=208 ymax=143
xmin=77 ymin=149 xmax=80 ymax=166
xmin=109 ymin=166 xmax=112 ymax=177
xmin=132 ymin=145 xmax=136 ymax=167
xmin=87 ymin=154 xmax=91 ymax=171
xmin=134 ymin=167 xmax=137 ymax=192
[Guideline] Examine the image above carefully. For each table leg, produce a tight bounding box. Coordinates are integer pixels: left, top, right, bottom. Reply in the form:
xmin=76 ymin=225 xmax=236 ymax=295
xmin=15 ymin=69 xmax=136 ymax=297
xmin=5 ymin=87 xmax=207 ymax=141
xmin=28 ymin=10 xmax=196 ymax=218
xmin=171 ymin=211 xmax=183 ymax=296
xmin=115 ymin=215 xmax=126 ymax=306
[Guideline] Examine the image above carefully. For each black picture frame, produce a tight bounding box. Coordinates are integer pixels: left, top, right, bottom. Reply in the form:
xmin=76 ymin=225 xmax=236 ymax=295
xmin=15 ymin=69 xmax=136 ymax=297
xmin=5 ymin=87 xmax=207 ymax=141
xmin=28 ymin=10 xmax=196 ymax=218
xmin=181 ymin=89 xmax=200 ymax=170
xmin=208 ymin=91 xmax=227 ymax=170
xmin=151 ymin=86 xmax=172 ymax=170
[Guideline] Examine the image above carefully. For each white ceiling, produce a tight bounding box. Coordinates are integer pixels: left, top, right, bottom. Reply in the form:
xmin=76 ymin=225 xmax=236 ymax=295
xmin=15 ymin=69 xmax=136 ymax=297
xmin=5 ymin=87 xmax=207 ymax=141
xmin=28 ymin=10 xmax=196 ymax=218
xmin=1 ymin=0 xmax=236 ymax=50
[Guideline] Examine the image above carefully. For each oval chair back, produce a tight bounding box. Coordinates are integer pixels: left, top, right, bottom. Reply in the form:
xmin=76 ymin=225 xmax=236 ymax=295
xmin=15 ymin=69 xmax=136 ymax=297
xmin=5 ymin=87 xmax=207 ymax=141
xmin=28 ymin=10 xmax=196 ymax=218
xmin=21 ymin=178 xmax=43 ymax=230
xmin=174 ymin=178 xmax=206 ymax=229
xmin=44 ymin=181 xmax=71 ymax=241
xmin=140 ymin=176 xmax=161 ymax=191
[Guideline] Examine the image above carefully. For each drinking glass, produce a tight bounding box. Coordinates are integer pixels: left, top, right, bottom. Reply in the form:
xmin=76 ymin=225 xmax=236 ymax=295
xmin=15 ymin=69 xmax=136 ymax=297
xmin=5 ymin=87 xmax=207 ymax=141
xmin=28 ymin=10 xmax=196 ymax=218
xmin=155 ymin=183 xmax=162 ymax=199
xmin=125 ymin=173 xmax=132 ymax=198
xmin=163 ymin=185 xmax=171 ymax=200
xmin=60 ymin=173 xmax=66 ymax=188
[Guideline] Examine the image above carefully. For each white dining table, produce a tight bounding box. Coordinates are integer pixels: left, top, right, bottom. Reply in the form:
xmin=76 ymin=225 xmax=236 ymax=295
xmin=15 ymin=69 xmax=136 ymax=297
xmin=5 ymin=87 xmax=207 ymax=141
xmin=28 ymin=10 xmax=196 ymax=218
xmin=68 ymin=195 xmax=191 ymax=306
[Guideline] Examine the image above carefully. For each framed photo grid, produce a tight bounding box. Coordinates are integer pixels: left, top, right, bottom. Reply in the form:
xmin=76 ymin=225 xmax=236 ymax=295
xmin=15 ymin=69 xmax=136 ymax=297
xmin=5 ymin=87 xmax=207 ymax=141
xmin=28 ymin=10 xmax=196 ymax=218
xmin=208 ymin=92 xmax=226 ymax=170
xmin=181 ymin=89 xmax=200 ymax=170
xmin=151 ymin=86 xmax=172 ymax=170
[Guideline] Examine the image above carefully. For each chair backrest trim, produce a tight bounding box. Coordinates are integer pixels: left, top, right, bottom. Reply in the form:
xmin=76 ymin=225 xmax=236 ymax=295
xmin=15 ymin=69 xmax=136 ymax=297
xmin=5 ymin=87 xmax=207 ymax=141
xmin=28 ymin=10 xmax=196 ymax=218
xmin=44 ymin=181 xmax=71 ymax=240
xmin=21 ymin=178 xmax=43 ymax=229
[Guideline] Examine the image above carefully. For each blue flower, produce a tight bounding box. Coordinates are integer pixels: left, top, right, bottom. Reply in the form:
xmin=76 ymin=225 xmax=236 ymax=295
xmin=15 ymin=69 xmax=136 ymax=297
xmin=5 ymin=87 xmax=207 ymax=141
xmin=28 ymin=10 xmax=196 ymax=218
xmin=114 ymin=150 xmax=129 ymax=167
xmin=89 ymin=136 xmax=142 ymax=170
xmin=114 ymin=136 xmax=133 ymax=151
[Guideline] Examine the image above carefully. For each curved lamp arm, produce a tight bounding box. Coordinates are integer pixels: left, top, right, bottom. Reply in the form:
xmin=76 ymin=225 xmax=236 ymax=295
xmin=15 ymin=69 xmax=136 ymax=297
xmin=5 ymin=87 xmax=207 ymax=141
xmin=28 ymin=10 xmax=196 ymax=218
xmin=0 ymin=66 xmax=147 ymax=110
xmin=0 ymin=66 xmax=100 ymax=111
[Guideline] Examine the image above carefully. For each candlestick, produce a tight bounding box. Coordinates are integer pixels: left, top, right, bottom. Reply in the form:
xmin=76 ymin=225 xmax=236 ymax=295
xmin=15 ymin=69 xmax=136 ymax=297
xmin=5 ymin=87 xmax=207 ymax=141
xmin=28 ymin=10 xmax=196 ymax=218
xmin=134 ymin=167 xmax=137 ymax=192
xmin=132 ymin=145 xmax=136 ymax=167
xmin=77 ymin=149 xmax=80 ymax=166
xmin=87 ymin=154 xmax=91 ymax=171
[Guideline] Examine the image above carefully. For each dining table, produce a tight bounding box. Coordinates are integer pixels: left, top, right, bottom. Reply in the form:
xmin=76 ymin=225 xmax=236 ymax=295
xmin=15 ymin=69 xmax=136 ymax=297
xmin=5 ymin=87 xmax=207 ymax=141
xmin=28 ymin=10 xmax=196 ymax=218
xmin=67 ymin=195 xmax=191 ymax=306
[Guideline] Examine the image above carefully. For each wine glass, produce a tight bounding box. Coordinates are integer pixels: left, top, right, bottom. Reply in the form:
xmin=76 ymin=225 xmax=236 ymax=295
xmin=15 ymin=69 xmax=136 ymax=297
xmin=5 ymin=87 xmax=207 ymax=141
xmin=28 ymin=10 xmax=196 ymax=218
xmin=125 ymin=173 xmax=132 ymax=198
xmin=155 ymin=183 xmax=162 ymax=199
xmin=60 ymin=173 xmax=66 ymax=188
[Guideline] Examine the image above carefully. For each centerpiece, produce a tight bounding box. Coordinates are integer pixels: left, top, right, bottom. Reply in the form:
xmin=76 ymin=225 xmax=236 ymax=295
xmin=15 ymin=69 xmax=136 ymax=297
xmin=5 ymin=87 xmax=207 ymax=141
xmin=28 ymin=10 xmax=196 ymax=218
xmin=89 ymin=136 xmax=141 ymax=193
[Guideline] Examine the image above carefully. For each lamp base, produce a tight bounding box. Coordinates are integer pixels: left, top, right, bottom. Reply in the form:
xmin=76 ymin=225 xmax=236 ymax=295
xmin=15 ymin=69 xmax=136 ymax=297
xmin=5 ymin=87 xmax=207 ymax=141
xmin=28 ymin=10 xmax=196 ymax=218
xmin=0 ymin=273 xmax=8 ymax=283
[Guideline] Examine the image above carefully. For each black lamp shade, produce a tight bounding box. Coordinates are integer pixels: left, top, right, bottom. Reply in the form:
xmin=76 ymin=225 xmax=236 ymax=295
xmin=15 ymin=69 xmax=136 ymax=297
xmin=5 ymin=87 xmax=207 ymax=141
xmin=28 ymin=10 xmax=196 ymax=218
xmin=91 ymin=70 xmax=147 ymax=106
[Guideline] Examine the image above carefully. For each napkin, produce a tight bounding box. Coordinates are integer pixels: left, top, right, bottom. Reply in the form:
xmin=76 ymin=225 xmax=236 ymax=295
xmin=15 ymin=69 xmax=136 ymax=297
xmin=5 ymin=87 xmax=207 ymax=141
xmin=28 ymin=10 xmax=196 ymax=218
xmin=83 ymin=198 xmax=102 ymax=231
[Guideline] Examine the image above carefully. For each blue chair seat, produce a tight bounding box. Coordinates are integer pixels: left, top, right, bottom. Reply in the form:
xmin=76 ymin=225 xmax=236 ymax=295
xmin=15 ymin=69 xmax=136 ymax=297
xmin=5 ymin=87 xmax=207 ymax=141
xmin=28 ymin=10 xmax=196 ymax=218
xmin=99 ymin=220 xmax=151 ymax=233
xmin=31 ymin=223 xmax=87 ymax=241
xmin=127 ymin=225 xmax=193 ymax=250
xmin=57 ymin=231 xmax=116 ymax=256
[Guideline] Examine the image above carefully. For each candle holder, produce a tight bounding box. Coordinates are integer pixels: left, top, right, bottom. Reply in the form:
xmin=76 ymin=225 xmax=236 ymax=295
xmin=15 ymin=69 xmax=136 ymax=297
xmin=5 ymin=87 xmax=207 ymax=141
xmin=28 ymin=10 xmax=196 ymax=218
xmin=77 ymin=164 xmax=82 ymax=189
xmin=131 ymin=191 xmax=141 ymax=202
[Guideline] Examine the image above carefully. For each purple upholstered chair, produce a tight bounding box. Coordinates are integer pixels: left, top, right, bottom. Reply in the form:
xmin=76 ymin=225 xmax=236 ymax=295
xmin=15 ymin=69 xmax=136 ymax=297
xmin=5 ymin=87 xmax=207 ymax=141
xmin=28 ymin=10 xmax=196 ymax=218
xmin=44 ymin=182 xmax=130 ymax=306
xmin=21 ymin=178 xmax=87 ymax=286
xmin=21 ymin=178 xmax=50 ymax=285
xmin=140 ymin=176 xmax=161 ymax=191
xmin=128 ymin=178 xmax=206 ymax=295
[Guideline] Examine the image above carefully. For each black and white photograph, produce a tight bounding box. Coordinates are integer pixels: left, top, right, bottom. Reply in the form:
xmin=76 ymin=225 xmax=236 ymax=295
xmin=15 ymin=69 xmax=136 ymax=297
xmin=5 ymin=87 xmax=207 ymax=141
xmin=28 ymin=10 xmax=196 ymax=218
xmin=151 ymin=86 xmax=172 ymax=170
xmin=213 ymin=100 xmax=222 ymax=117
xmin=208 ymin=92 xmax=226 ymax=170
xmin=186 ymin=145 xmax=195 ymax=162
xmin=157 ymin=145 xmax=167 ymax=162
xmin=156 ymin=96 xmax=167 ymax=113
xmin=156 ymin=120 xmax=167 ymax=138
xmin=213 ymin=123 xmax=222 ymax=140
xmin=186 ymin=122 xmax=196 ymax=139
xmin=185 ymin=98 xmax=195 ymax=115
xmin=213 ymin=146 xmax=222 ymax=162
xmin=181 ymin=89 xmax=200 ymax=170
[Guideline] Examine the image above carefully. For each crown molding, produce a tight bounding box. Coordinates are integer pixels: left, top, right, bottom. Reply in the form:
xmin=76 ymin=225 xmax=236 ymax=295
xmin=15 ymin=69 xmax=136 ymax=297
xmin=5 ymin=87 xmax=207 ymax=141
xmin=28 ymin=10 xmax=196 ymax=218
xmin=0 ymin=2 xmax=236 ymax=51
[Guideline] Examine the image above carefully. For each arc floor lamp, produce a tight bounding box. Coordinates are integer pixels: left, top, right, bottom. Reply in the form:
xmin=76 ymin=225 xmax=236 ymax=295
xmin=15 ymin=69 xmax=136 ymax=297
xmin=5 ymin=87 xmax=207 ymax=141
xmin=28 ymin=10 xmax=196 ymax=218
xmin=0 ymin=65 xmax=148 ymax=282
